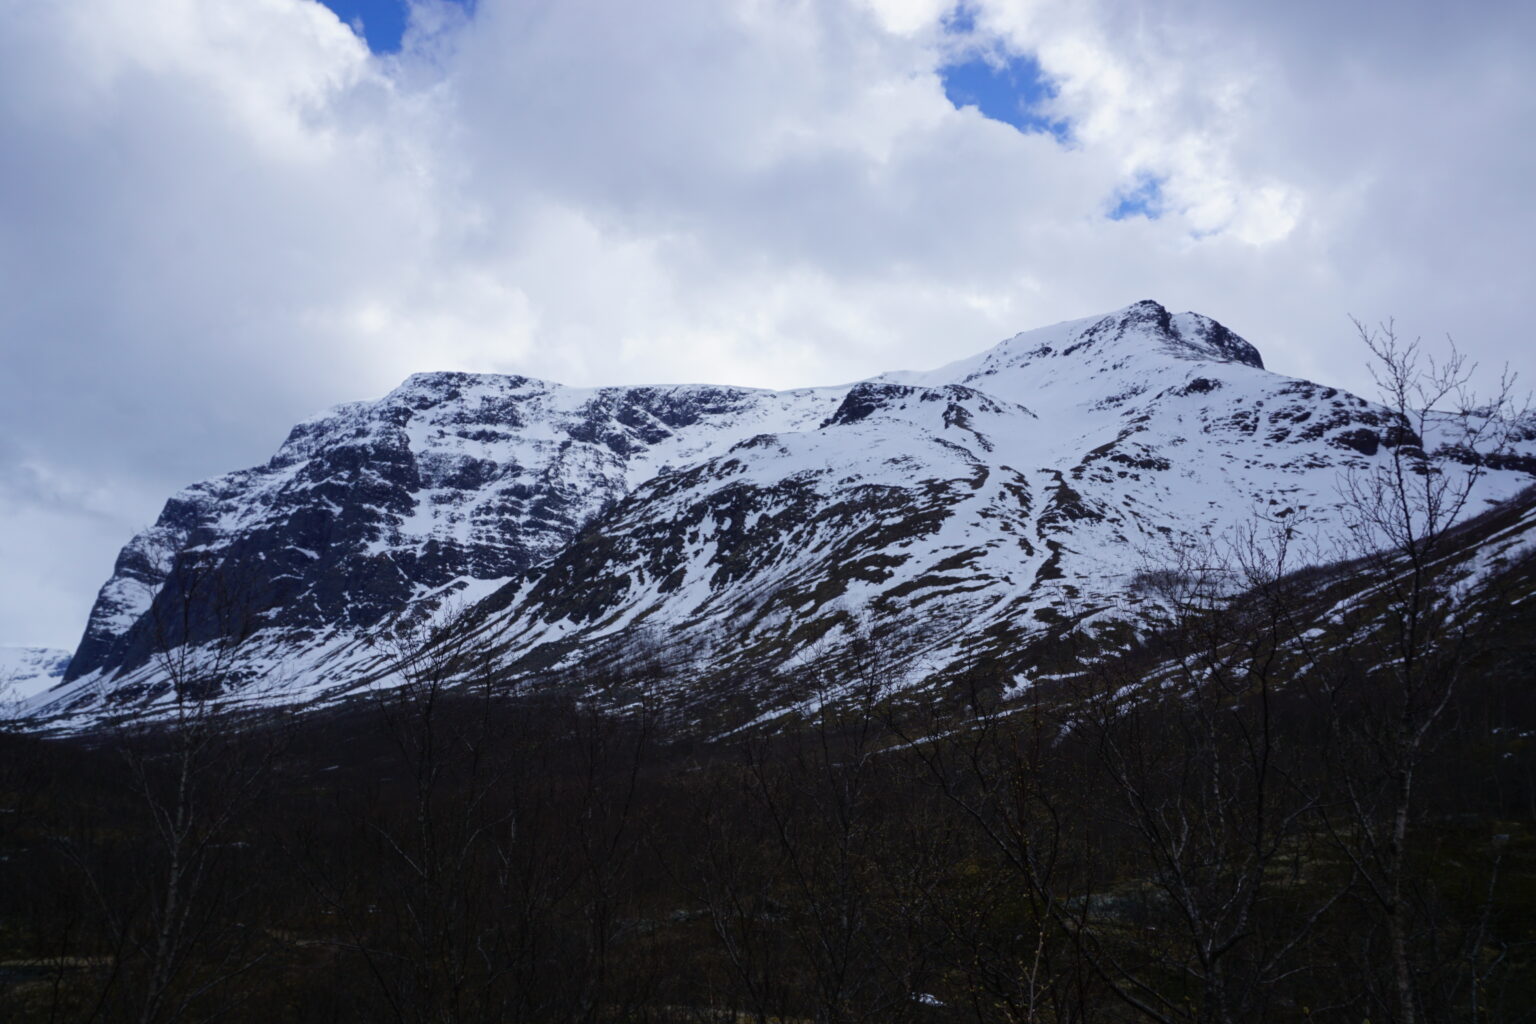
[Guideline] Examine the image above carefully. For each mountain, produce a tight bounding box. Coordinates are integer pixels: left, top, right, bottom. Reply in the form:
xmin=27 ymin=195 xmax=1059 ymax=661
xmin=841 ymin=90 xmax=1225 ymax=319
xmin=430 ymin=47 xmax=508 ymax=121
xmin=1 ymin=647 xmax=71 ymax=705
xmin=27 ymin=301 xmax=1536 ymax=726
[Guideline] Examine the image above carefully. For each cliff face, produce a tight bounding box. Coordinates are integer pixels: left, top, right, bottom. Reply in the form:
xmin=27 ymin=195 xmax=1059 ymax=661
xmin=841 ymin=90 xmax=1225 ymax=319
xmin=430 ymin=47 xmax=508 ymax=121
xmin=64 ymin=373 xmax=841 ymax=685
xmin=37 ymin=302 xmax=1536 ymax=724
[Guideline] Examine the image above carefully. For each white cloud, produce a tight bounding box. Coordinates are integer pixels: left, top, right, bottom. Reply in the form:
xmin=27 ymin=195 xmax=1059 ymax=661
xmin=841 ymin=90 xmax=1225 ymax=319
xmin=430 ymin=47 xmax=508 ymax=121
xmin=1 ymin=0 xmax=1532 ymax=646
xmin=859 ymin=0 xmax=951 ymax=36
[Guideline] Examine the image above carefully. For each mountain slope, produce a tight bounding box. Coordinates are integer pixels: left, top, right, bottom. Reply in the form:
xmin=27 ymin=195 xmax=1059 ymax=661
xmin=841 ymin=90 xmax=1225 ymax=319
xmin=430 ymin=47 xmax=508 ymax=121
xmin=460 ymin=302 xmax=1536 ymax=719
xmin=0 ymin=647 xmax=70 ymax=707
xmin=56 ymin=376 xmax=841 ymax=700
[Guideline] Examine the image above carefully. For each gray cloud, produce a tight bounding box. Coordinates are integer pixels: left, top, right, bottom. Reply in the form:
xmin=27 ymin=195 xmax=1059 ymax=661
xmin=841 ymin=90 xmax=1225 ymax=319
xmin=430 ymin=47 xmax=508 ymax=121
xmin=1 ymin=0 xmax=1532 ymax=647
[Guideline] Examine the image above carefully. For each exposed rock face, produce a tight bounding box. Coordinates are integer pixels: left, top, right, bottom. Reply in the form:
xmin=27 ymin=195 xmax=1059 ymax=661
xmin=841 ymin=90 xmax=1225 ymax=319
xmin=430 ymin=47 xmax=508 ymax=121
xmin=62 ymin=373 xmax=841 ymax=686
xmin=36 ymin=301 xmax=1536 ymax=723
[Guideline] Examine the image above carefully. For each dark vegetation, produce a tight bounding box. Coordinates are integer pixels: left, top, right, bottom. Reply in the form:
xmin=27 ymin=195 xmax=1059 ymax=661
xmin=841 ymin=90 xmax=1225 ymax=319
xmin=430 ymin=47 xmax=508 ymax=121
xmin=2 ymin=326 xmax=1533 ymax=1022
xmin=1 ymin=509 xmax=1532 ymax=1023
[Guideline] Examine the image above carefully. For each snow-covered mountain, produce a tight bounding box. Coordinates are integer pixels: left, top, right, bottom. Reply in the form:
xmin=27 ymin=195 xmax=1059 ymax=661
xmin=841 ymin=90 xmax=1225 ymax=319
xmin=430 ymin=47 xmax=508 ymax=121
xmin=29 ymin=301 xmax=1536 ymax=724
xmin=1 ymin=647 xmax=70 ymax=706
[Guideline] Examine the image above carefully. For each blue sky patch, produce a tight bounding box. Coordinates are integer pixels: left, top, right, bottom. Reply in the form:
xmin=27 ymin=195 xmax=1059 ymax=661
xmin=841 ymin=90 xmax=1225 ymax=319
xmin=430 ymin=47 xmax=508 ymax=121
xmin=1109 ymin=174 xmax=1166 ymax=221
xmin=938 ymin=51 xmax=1070 ymax=141
xmin=317 ymin=0 xmax=472 ymax=53
xmin=942 ymin=3 xmax=978 ymax=35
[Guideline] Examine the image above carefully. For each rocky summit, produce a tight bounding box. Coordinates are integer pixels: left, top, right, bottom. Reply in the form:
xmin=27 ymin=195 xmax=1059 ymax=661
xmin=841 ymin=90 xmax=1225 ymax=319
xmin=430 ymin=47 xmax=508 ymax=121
xmin=27 ymin=301 xmax=1536 ymax=726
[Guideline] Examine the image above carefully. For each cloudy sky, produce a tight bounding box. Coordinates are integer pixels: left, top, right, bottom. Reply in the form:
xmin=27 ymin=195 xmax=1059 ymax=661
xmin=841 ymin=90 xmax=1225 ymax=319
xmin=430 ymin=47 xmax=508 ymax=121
xmin=2 ymin=0 xmax=1533 ymax=650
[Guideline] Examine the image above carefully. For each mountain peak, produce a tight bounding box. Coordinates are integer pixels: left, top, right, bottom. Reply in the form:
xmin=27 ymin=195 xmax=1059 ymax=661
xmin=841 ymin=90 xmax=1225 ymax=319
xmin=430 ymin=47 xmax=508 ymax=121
xmin=889 ymin=301 xmax=1264 ymax=407
xmin=1043 ymin=300 xmax=1264 ymax=371
xmin=1121 ymin=301 xmax=1263 ymax=369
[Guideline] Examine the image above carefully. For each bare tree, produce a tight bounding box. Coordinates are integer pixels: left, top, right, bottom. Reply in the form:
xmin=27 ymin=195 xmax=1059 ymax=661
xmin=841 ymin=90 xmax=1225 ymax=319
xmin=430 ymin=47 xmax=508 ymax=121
xmin=294 ymin=606 xmax=537 ymax=1023
xmin=291 ymin=604 xmax=667 ymax=1024
xmin=1310 ymin=320 xmax=1526 ymax=1023
xmin=1054 ymin=525 xmax=1354 ymax=1024
xmin=58 ymin=545 xmax=291 ymax=1024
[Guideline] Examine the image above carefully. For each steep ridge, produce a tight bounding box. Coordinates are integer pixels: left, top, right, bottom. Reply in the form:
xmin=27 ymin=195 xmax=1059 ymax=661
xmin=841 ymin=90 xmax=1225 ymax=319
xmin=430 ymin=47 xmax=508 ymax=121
xmin=30 ymin=301 xmax=1536 ymax=724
